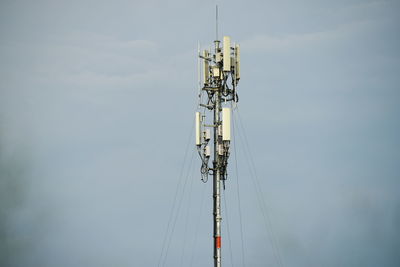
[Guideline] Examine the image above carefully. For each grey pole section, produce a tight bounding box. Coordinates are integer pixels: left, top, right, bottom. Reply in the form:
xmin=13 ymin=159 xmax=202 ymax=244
xmin=214 ymin=9 xmax=222 ymax=265
xmin=213 ymin=39 xmax=222 ymax=267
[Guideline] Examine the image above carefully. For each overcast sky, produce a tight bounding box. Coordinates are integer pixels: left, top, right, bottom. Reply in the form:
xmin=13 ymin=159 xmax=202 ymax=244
xmin=1 ymin=0 xmax=399 ymax=266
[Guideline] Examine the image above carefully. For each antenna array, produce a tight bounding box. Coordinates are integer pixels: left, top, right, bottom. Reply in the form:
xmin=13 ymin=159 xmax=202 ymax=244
xmin=195 ymin=30 xmax=241 ymax=267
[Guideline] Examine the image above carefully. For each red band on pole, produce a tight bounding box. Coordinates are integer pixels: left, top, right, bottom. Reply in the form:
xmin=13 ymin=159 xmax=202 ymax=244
xmin=216 ymin=236 xmax=221 ymax=248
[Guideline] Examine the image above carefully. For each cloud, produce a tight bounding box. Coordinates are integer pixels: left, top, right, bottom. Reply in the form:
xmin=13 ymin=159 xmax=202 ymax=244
xmin=241 ymin=19 xmax=374 ymax=52
xmin=1 ymin=30 xmax=197 ymax=92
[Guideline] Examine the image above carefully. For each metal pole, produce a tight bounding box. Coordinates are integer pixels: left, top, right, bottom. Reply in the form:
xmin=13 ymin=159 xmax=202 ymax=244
xmin=213 ymin=92 xmax=221 ymax=267
xmin=213 ymin=40 xmax=222 ymax=267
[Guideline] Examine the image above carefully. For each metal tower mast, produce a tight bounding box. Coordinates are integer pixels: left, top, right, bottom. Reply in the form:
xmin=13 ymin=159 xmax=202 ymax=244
xmin=195 ymin=22 xmax=241 ymax=266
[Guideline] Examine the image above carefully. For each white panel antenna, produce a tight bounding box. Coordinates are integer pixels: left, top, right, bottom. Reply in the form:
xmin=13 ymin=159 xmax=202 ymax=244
xmin=195 ymin=112 xmax=201 ymax=146
xmin=223 ymin=36 xmax=231 ymax=71
xmin=222 ymin=107 xmax=231 ymax=141
xmin=203 ymin=50 xmax=209 ymax=85
xmin=235 ymin=44 xmax=240 ymax=81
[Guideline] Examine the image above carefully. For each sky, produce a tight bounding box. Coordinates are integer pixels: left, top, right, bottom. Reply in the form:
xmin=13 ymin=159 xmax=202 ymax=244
xmin=0 ymin=0 xmax=399 ymax=266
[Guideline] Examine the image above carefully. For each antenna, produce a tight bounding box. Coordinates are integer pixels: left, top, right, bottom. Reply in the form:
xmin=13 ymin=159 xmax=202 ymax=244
xmin=195 ymin=9 xmax=241 ymax=266
xmin=216 ymin=5 xmax=218 ymax=41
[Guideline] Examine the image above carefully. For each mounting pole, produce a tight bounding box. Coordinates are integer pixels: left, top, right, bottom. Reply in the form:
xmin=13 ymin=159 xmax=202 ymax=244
xmin=214 ymin=8 xmax=221 ymax=265
xmin=213 ymin=39 xmax=222 ymax=267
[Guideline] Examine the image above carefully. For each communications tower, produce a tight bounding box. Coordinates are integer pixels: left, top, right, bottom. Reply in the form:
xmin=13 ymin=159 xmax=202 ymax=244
xmin=195 ymin=12 xmax=241 ymax=266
